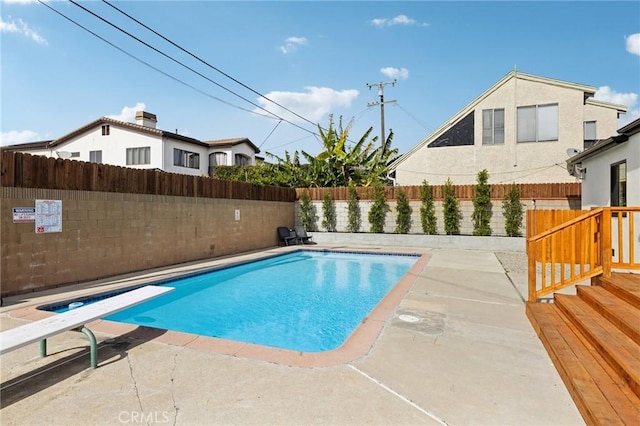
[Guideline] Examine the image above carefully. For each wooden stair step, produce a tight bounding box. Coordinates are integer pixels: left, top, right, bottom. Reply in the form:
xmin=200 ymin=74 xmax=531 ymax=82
xmin=526 ymin=303 xmax=640 ymax=425
xmin=555 ymin=294 xmax=640 ymax=398
xmin=597 ymin=273 xmax=640 ymax=309
xmin=577 ymin=285 xmax=640 ymax=345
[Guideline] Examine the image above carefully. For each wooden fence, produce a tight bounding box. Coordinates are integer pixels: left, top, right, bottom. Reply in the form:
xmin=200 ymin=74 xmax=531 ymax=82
xmin=297 ymin=182 xmax=581 ymax=201
xmin=1 ymin=150 xmax=581 ymax=204
xmin=1 ymin=151 xmax=297 ymax=202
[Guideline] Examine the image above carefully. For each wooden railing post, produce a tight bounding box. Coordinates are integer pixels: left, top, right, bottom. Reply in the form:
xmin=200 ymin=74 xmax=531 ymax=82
xmin=602 ymin=208 xmax=612 ymax=277
xmin=527 ymin=239 xmax=537 ymax=302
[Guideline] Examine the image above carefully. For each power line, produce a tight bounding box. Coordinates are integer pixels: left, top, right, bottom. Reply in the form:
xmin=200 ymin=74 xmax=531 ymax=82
xmin=64 ymin=0 xmax=317 ymax=137
xmin=35 ymin=0 xmax=261 ymax=116
xmin=101 ymin=0 xmax=320 ymax=130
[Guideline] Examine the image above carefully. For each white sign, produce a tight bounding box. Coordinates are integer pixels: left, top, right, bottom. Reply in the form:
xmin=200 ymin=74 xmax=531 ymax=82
xmin=13 ymin=207 xmax=36 ymax=223
xmin=235 ymin=209 xmax=240 ymax=221
xmin=35 ymin=199 xmax=62 ymax=233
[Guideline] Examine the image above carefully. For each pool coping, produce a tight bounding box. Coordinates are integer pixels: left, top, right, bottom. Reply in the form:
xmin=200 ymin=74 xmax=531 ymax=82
xmin=6 ymin=247 xmax=431 ymax=368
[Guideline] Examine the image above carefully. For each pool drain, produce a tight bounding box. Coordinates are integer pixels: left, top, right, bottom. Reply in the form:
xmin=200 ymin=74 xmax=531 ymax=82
xmin=398 ymin=314 xmax=420 ymax=323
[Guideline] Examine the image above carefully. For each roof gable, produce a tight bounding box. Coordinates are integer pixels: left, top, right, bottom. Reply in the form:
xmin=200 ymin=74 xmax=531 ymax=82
xmin=389 ymin=70 xmax=626 ymax=170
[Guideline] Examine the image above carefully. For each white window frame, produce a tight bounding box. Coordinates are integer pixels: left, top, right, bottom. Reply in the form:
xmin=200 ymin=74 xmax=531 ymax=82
xmin=89 ymin=150 xmax=102 ymax=163
xmin=173 ymin=148 xmax=200 ymax=169
xmin=584 ymin=121 xmax=596 ymax=141
xmin=234 ymin=153 xmax=250 ymax=166
xmin=517 ymin=103 xmax=558 ymax=143
xmin=126 ymin=147 xmax=151 ymax=165
xmin=482 ymin=108 xmax=505 ymax=145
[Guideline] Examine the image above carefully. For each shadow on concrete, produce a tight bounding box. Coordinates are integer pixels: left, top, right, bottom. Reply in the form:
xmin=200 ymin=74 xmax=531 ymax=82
xmin=0 ymin=326 xmax=167 ymax=408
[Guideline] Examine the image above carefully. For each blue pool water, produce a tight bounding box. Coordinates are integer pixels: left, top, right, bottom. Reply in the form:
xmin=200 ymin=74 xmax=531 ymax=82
xmin=43 ymin=250 xmax=418 ymax=352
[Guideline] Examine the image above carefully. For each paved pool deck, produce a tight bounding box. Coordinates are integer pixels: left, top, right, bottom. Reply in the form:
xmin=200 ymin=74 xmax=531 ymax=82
xmin=0 ymin=246 xmax=584 ymax=425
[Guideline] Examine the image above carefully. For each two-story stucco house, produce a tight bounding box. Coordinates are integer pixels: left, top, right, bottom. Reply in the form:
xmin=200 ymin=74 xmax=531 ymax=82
xmin=5 ymin=111 xmax=260 ymax=177
xmin=389 ymin=71 xmax=627 ymax=186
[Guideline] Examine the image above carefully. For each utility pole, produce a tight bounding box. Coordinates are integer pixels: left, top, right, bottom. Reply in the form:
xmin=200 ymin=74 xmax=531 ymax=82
xmin=366 ymin=79 xmax=397 ymax=143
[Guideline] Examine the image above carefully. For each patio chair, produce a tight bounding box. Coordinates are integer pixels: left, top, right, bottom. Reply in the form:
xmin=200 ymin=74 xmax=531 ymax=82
xmin=294 ymin=226 xmax=314 ymax=244
xmin=277 ymin=226 xmax=298 ymax=246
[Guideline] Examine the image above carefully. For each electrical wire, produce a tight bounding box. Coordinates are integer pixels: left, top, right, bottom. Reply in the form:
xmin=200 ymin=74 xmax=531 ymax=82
xmin=258 ymin=120 xmax=283 ymax=148
xmin=101 ymin=0 xmax=320 ymax=130
xmin=36 ymin=0 xmax=275 ymax=120
xmin=65 ymin=0 xmax=317 ymax=136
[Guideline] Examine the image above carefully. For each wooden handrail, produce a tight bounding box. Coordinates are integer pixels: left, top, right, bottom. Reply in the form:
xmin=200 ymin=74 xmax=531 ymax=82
xmin=528 ymin=207 xmax=604 ymax=242
xmin=527 ymin=207 xmax=639 ymax=302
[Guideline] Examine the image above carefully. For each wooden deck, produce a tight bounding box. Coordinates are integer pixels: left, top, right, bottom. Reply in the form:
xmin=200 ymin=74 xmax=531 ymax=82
xmin=526 ymin=272 xmax=640 ymax=426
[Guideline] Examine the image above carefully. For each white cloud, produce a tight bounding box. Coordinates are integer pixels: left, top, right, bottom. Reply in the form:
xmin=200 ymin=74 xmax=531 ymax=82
xmin=380 ymin=67 xmax=409 ymax=80
xmin=0 ymin=130 xmax=40 ymax=146
xmin=594 ymin=86 xmax=640 ymax=128
xmin=370 ymin=14 xmax=427 ymax=28
xmin=280 ymin=36 xmax=308 ymax=54
xmin=255 ymin=87 xmax=359 ymax=123
xmin=626 ymin=33 xmax=640 ymax=56
xmin=0 ymin=17 xmax=47 ymax=44
xmin=107 ymin=103 xmax=147 ymax=122
xmin=594 ymin=86 xmax=638 ymax=108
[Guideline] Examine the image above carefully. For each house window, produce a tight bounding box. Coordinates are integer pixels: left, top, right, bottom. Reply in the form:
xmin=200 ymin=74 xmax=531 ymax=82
xmin=70 ymin=152 xmax=80 ymax=158
xmin=517 ymin=104 xmax=558 ymax=142
xmin=428 ymin=111 xmax=475 ymax=147
xmin=234 ymin=154 xmax=250 ymax=166
xmin=126 ymin=147 xmax=151 ymax=165
xmin=611 ymin=161 xmax=626 ymax=207
xmin=101 ymin=125 xmax=110 ymax=136
xmin=173 ymin=148 xmax=200 ymax=169
xmin=212 ymin=152 xmax=227 ymax=166
xmin=482 ymin=108 xmax=504 ymax=145
xmin=584 ymin=121 xmax=596 ymax=149
xmin=90 ymin=150 xmax=102 ymax=163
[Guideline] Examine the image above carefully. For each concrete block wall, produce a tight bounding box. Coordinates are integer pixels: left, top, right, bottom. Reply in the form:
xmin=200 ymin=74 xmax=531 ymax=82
xmin=297 ymin=199 xmax=576 ymax=236
xmin=1 ymin=187 xmax=294 ymax=296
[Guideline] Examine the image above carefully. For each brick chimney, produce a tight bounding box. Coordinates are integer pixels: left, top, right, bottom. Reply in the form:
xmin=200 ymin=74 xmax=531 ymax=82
xmin=135 ymin=111 xmax=157 ymax=129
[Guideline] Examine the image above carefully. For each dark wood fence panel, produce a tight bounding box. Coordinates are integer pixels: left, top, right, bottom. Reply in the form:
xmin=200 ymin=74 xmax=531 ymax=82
xmin=1 ymin=151 xmax=296 ymax=202
xmin=297 ymin=182 xmax=581 ymax=201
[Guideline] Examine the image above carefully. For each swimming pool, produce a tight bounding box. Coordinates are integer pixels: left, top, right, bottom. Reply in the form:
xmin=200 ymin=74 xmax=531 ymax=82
xmin=41 ymin=250 xmax=419 ymax=352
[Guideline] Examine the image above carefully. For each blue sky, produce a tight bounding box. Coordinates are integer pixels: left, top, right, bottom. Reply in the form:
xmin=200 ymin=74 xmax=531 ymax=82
xmin=1 ymin=0 xmax=639 ymax=159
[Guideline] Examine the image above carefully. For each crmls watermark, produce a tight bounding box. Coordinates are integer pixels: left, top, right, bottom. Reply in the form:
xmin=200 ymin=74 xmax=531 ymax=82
xmin=118 ymin=411 xmax=172 ymax=424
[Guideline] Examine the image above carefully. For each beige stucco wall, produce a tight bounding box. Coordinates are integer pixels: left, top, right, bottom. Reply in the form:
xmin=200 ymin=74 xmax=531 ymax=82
xmin=1 ymin=187 xmax=294 ymax=296
xmin=394 ymin=76 xmax=621 ymax=186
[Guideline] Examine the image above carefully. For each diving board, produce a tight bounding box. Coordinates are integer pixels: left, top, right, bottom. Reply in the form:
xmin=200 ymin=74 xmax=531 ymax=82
xmin=0 ymin=285 xmax=174 ymax=368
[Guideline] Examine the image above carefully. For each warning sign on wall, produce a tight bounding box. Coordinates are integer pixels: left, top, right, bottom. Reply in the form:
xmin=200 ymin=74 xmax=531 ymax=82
xmin=35 ymin=199 xmax=62 ymax=233
xmin=13 ymin=207 xmax=36 ymax=223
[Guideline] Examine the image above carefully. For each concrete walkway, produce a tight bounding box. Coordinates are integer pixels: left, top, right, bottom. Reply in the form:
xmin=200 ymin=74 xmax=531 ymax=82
xmin=0 ymin=247 xmax=584 ymax=425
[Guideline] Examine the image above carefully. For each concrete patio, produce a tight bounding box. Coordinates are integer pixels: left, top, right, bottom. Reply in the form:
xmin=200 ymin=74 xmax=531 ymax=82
xmin=0 ymin=246 xmax=584 ymax=425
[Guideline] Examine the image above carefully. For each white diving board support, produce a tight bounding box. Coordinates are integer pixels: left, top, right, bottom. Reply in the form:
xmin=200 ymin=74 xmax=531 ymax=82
xmin=0 ymin=285 xmax=174 ymax=369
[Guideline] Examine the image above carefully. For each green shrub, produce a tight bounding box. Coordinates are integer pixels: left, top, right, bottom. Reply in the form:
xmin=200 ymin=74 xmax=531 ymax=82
xmin=503 ymin=184 xmax=524 ymax=237
xmin=368 ymin=184 xmax=390 ymax=233
xmin=419 ymin=180 xmax=437 ymax=234
xmin=443 ymin=178 xmax=460 ymax=235
xmin=321 ymin=191 xmax=336 ymax=232
xmin=394 ymin=188 xmax=412 ymax=234
xmin=346 ymin=185 xmax=361 ymax=233
xmin=472 ymin=169 xmax=492 ymax=236
xmin=298 ymin=191 xmax=316 ymax=231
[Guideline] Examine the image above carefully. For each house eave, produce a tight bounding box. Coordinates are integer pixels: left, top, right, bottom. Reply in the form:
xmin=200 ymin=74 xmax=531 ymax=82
xmin=566 ymin=117 xmax=640 ymax=176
